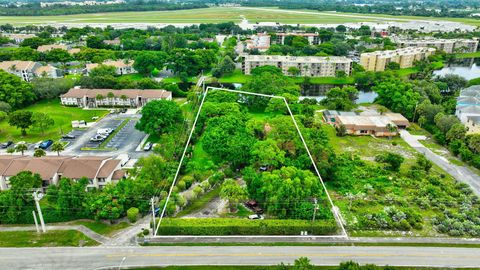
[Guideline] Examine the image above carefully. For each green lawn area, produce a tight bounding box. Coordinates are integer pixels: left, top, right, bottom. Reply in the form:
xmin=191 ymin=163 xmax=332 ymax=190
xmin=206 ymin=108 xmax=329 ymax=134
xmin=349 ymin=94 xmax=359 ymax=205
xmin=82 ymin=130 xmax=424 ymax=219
xmin=72 ymin=220 xmax=130 ymax=236
xmin=0 ymin=230 xmax=98 ymax=247
xmin=176 ymin=186 xmax=221 ymax=217
xmin=119 ymin=73 xmax=147 ymax=81
xmin=2 ymin=7 xmax=479 ymax=25
xmin=0 ymin=99 xmax=108 ymax=143
xmin=455 ymin=51 xmax=480 ymax=58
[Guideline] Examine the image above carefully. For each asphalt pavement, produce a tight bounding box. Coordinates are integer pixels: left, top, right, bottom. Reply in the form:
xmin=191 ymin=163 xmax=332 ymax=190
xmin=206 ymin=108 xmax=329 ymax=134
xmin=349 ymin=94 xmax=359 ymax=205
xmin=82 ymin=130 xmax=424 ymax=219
xmin=400 ymin=130 xmax=480 ymax=197
xmin=0 ymin=246 xmax=479 ymax=269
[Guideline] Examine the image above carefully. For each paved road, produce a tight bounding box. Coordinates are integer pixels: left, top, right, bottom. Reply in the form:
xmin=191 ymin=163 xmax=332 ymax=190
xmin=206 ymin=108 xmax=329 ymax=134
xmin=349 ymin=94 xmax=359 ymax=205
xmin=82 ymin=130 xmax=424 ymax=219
xmin=400 ymin=130 xmax=480 ymax=197
xmin=0 ymin=246 xmax=479 ymax=269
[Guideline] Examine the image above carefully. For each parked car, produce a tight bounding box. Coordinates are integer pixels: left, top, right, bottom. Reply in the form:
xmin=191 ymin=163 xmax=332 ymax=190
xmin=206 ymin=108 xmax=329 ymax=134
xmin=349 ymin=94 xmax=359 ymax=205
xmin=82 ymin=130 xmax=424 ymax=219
xmin=34 ymin=141 xmax=43 ymax=149
xmin=39 ymin=140 xmax=53 ymax=150
xmin=248 ymin=214 xmax=264 ymax=220
xmin=90 ymin=135 xmax=105 ymax=142
xmin=143 ymin=142 xmax=153 ymax=151
xmin=62 ymin=134 xmax=76 ymax=140
xmin=0 ymin=141 xmax=13 ymax=148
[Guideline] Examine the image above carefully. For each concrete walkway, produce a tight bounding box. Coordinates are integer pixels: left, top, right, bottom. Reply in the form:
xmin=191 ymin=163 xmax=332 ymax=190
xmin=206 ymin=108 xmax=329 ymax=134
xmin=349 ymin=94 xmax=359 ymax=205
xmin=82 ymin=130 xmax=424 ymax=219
xmin=399 ymin=130 xmax=480 ymax=197
xmin=0 ymin=225 xmax=109 ymax=244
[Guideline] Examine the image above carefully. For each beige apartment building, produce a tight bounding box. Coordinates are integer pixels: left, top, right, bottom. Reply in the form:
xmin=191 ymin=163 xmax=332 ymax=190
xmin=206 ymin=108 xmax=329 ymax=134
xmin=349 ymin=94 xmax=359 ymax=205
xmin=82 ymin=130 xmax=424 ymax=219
xmin=274 ymin=33 xmax=320 ymax=45
xmin=395 ymin=38 xmax=478 ymax=53
xmin=360 ymin=47 xmax=436 ymax=72
xmin=85 ymin=59 xmax=135 ymax=75
xmin=243 ymin=55 xmax=352 ymax=77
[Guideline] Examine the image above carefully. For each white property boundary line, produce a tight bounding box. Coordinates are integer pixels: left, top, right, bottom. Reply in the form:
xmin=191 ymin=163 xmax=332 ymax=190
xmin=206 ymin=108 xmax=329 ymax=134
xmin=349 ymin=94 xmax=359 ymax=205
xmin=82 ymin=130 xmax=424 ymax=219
xmin=154 ymin=86 xmax=348 ymax=238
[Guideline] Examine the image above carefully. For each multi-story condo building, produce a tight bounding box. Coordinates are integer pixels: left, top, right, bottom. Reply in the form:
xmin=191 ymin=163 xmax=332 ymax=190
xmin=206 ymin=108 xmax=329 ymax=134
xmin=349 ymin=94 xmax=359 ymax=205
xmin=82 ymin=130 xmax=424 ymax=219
xmin=360 ymin=47 xmax=436 ymax=72
xmin=85 ymin=60 xmax=136 ymax=75
xmin=0 ymin=61 xmax=61 ymax=81
xmin=2 ymin=33 xmax=35 ymax=44
xmin=395 ymin=38 xmax=478 ymax=53
xmin=273 ymin=33 xmax=320 ymax=45
xmin=243 ymin=55 xmax=352 ymax=77
xmin=245 ymin=33 xmax=271 ymax=52
xmin=0 ymin=156 xmax=125 ymax=191
xmin=60 ymin=88 xmax=172 ymax=108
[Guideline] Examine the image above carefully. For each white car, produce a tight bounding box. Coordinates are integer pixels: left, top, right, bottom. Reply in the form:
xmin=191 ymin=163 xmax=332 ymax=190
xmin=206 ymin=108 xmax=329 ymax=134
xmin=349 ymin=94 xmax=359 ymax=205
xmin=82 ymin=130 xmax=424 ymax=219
xmin=248 ymin=214 xmax=264 ymax=220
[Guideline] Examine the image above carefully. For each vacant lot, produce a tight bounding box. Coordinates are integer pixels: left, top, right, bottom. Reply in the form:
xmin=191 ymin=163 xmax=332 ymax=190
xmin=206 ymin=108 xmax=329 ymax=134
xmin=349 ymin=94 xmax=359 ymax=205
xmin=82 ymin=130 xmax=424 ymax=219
xmin=0 ymin=7 xmax=476 ymax=25
xmin=0 ymin=230 xmax=97 ymax=247
xmin=0 ymin=99 xmax=107 ymax=143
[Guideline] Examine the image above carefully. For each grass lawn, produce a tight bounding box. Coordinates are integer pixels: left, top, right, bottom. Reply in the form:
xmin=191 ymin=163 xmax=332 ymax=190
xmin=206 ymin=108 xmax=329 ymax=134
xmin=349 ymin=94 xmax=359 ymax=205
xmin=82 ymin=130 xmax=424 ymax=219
xmin=0 ymin=99 xmax=108 ymax=143
xmin=0 ymin=230 xmax=98 ymax=247
xmin=119 ymin=73 xmax=147 ymax=81
xmin=176 ymin=186 xmax=221 ymax=217
xmin=73 ymin=220 xmax=130 ymax=236
xmin=455 ymin=51 xmax=480 ymax=59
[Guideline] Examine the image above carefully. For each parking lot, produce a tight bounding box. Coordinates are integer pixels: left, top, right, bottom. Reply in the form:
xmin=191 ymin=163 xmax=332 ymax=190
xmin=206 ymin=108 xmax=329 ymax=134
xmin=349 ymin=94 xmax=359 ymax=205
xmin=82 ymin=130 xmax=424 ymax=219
xmin=62 ymin=113 xmax=149 ymax=158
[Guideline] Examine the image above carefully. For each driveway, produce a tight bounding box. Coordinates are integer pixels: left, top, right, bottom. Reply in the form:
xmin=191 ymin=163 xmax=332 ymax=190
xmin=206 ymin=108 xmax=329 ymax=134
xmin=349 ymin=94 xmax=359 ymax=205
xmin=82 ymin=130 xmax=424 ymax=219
xmin=399 ymin=130 xmax=480 ymax=197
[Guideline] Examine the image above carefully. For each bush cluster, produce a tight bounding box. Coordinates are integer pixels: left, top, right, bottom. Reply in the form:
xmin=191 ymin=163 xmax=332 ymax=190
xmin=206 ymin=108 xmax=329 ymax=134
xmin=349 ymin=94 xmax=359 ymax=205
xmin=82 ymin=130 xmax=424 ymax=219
xmin=154 ymin=218 xmax=337 ymax=235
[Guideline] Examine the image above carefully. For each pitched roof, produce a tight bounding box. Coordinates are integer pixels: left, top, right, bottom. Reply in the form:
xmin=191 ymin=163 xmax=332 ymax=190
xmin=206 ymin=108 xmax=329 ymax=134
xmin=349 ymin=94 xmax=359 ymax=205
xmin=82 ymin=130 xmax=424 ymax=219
xmin=86 ymin=59 xmax=134 ymax=70
xmin=58 ymin=156 xmax=109 ymax=179
xmin=61 ymin=88 xmax=172 ymax=99
xmin=97 ymin=159 xmax=121 ymax=178
xmin=112 ymin=169 xmax=126 ymax=180
xmin=34 ymin=65 xmax=57 ymax=77
xmin=4 ymin=156 xmax=73 ymax=180
xmin=0 ymin=61 xmax=38 ymax=71
xmin=37 ymin=44 xmax=68 ymax=53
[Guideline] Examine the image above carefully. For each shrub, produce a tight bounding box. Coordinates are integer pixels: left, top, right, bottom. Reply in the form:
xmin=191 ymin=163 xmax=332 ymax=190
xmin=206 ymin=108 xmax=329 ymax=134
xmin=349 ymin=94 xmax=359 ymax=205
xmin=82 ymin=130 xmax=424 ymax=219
xmin=154 ymin=218 xmax=338 ymax=235
xmin=182 ymin=175 xmax=194 ymax=189
xmin=143 ymin=229 xmax=150 ymax=236
xmin=177 ymin=180 xmax=186 ymax=191
xmin=127 ymin=207 xmax=140 ymax=223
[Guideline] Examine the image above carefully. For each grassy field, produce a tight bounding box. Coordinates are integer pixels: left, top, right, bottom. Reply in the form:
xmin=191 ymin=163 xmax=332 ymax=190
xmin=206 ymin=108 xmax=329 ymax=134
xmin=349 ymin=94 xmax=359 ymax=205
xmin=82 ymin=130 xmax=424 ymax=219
xmin=0 ymin=99 xmax=108 ymax=143
xmin=0 ymin=230 xmax=98 ymax=247
xmin=0 ymin=7 xmax=478 ymax=25
xmin=72 ymin=220 xmax=130 ymax=236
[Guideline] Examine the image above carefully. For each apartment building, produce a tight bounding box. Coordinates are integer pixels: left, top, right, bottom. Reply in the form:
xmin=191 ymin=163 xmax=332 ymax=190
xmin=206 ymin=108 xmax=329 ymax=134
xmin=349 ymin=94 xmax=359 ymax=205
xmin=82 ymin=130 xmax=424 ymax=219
xmin=245 ymin=33 xmax=271 ymax=52
xmin=243 ymin=55 xmax=352 ymax=77
xmin=2 ymin=33 xmax=35 ymax=44
xmin=274 ymin=33 xmax=320 ymax=45
xmin=456 ymin=85 xmax=480 ymax=134
xmin=60 ymin=88 xmax=172 ymax=108
xmin=360 ymin=47 xmax=436 ymax=72
xmin=0 ymin=61 xmax=40 ymax=81
xmin=85 ymin=59 xmax=135 ymax=75
xmin=0 ymin=156 xmax=125 ymax=191
xmin=395 ymin=38 xmax=478 ymax=53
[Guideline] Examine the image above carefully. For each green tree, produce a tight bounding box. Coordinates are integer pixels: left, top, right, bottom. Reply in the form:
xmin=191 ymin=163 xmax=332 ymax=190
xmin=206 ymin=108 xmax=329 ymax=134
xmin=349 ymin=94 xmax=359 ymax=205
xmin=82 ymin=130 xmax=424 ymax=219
xmin=135 ymin=100 xmax=183 ymax=135
xmin=15 ymin=143 xmax=28 ymax=156
xmin=321 ymin=86 xmax=358 ymax=111
xmin=0 ymin=70 xmax=36 ymax=109
xmin=386 ymin=62 xmax=400 ymax=70
xmin=467 ymin=134 xmax=480 ymax=154
xmin=220 ymin=179 xmax=248 ymax=212
xmin=373 ymin=79 xmax=420 ymax=120
xmin=250 ymin=139 xmax=285 ymax=169
xmin=45 ymin=48 xmax=72 ymax=63
xmin=293 ymin=257 xmax=315 ymax=270
xmin=89 ymin=64 xmax=116 ymax=77
xmin=375 ymin=152 xmax=404 ymax=172
xmin=33 ymin=148 xmax=46 ymax=157
xmin=133 ymin=51 xmax=167 ymax=76
xmin=51 ymin=141 xmax=65 ymax=156
xmin=31 ymin=112 xmax=54 ymax=136
xmin=287 ymin=66 xmax=301 ymax=76
xmin=8 ymin=111 xmax=33 ymax=136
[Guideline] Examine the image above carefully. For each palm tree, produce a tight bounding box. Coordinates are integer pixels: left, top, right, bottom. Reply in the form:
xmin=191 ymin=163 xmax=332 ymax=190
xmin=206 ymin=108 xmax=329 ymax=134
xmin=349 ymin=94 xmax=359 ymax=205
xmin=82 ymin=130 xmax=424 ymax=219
xmin=15 ymin=143 xmax=27 ymax=156
xmin=95 ymin=94 xmax=104 ymax=107
xmin=33 ymin=148 xmax=46 ymax=157
xmin=107 ymin=92 xmax=115 ymax=106
xmin=120 ymin=94 xmax=128 ymax=109
xmin=386 ymin=123 xmax=398 ymax=140
xmin=51 ymin=141 xmax=65 ymax=156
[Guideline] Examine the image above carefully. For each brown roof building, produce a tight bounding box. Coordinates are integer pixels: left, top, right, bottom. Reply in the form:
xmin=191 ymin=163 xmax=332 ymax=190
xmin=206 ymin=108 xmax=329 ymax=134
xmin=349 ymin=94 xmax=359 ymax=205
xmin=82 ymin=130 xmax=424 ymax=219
xmin=61 ymin=88 xmax=172 ymax=108
xmin=85 ymin=59 xmax=135 ymax=75
xmin=0 ymin=156 xmax=126 ymax=191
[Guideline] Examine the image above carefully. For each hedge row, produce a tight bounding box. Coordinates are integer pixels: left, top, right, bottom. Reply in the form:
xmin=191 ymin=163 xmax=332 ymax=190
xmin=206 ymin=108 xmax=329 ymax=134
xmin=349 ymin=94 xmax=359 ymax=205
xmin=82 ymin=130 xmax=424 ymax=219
xmin=154 ymin=218 xmax=338 ymax=235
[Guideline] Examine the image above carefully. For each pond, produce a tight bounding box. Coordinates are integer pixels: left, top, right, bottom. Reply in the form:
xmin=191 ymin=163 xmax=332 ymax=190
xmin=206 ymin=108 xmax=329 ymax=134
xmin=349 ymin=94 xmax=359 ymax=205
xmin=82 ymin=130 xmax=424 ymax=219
xmin=209 ymin=83 xmax=378 ymax=104
xmin=433 ymin=58 xmax=480 ymax=80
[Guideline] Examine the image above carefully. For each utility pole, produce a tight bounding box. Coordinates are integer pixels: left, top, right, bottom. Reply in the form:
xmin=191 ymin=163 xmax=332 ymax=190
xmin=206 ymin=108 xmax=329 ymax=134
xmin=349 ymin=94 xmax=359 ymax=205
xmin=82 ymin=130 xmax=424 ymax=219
xmin=32 ymin=211 xmax=39 ymax=233
xmin=312 ymin=198 xmax=319 ymax=222
xmin=151 ymin=197 xmax=156 ymax=236
xmin=32 ymin=191 xmax=46 ymax=233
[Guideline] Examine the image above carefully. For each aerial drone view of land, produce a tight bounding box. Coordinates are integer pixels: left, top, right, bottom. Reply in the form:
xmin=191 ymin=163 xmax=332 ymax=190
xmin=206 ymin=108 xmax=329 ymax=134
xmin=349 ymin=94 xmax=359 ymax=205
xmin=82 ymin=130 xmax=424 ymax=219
xmin=0 ymin=0 xmax=479 ymax=269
